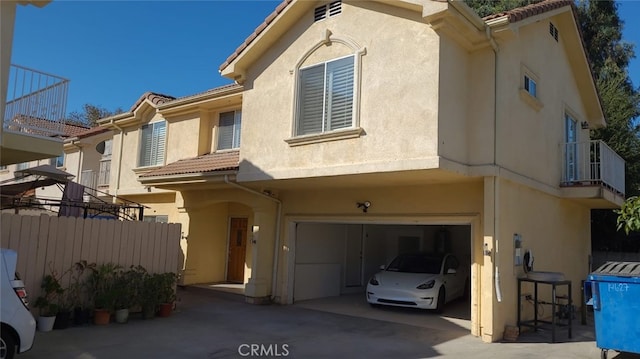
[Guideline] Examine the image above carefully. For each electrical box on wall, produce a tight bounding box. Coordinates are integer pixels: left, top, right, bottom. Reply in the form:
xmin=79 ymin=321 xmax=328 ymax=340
xmin=514 ymin=233 xmax=522 ymax=266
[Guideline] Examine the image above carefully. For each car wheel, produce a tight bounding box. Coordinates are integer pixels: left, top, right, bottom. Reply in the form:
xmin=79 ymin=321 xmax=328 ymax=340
xmin=0 ymin=331 xmax=16 ymax=359
xmin=435 ymin=287 xmax=446 ymax=314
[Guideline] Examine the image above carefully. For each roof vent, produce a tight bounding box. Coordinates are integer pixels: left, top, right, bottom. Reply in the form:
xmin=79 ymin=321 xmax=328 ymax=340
xmin=549 ymin=22 xmax=558 ymax=42
xmin=314 ymin=1 xmax=341 ymax=22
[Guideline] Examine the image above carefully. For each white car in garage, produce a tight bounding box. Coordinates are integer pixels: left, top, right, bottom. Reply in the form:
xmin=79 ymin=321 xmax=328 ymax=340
xmin=366 ymin=253 xmax=468 ymax=313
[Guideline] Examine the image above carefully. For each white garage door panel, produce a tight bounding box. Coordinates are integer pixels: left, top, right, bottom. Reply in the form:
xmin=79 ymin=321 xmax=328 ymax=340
xmin=294 ymin=263 xmax=341 ymax=301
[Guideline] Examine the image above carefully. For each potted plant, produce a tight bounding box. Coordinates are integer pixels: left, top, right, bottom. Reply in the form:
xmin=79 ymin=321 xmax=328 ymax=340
xmin=157 ymin=272 xmax=177 ymax=317
xmin=68 ymin=260 xmax=95 ymax=326
xmin=34 ymin=272 xmax=64 ymax=332
xmin=88 ymin=263 xmax=119 ymax=325
xmin=140 ymin=272 xmax=161 ymax=319
xmin=113 ymin=266 xmax=143 ymax=323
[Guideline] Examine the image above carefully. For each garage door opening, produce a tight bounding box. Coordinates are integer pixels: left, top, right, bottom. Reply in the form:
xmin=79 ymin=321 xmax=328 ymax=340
xmin=292 ymin=222 xmax=472 ymax=323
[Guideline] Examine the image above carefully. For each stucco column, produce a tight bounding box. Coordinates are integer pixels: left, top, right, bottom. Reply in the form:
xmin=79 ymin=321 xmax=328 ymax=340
xmin=482 ymin=177 xmax=497 ymax=342
xmin=244 ymin=205 xmax=277 ymax=303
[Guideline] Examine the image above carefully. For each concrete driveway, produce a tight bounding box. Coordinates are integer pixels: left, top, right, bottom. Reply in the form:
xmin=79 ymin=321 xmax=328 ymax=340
xmin=19 ymin=287 xmax=636 ymax=359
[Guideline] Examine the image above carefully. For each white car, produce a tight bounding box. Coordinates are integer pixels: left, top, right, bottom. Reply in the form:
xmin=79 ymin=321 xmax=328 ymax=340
xmin=1 ymin=249 xmax=36 ymax=359
xmin=366 ymin=253 xmax=468 ymax=313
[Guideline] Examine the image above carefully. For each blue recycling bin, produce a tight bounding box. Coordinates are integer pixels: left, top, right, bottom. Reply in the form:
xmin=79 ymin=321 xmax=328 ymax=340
xmin=585 ymin=261 xmax=640 ymax=359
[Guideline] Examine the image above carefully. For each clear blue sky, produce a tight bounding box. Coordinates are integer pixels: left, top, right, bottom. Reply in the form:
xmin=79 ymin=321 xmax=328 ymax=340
xmin=11 ymin=0 xmax=640 ymax=117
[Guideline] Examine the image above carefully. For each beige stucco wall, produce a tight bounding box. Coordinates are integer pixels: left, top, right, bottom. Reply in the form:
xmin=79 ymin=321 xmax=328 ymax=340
xmin=492 ymin=177 xmax=591 ymax=339
xmin=239 ymin=1 xmax=441 ymax=182
xmin=492 ymin=18 xmax=590 ymax=188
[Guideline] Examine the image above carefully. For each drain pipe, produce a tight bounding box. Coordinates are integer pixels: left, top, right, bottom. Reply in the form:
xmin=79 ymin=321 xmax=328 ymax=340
xmin=111 ymin=120 xmax=125 ymax=202
xmin=486 ymin=26 xmax=502 ymax=303
xmin=223 ymin=175 xmax=282 ymax=301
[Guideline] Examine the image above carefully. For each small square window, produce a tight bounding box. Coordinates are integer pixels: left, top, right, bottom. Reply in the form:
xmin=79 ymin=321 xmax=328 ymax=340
xmin=524 ymin=75 xmax=537 ymax=98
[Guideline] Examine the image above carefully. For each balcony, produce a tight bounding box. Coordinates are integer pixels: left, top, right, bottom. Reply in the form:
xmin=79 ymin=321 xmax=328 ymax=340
xmin=1 ymin=64 xmax=70 ymax=166
xmin=561 ymin=140 xmax=625 ymax=208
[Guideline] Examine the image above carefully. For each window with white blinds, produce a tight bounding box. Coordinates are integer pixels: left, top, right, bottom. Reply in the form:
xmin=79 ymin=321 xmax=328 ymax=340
xmin=296 ymin=55 xmax=354 ymax=136
xmin=217 ymin=110 xmax=242 ymax=150
xmin=139 ymin=121 xmax=166 ymax=167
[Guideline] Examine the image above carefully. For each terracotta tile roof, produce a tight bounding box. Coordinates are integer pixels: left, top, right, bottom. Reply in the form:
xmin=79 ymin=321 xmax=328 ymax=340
xmin=129 ymin=92 xmax=176 ymax=112
xmin=219 ymin=0 xmax=292 ymax=72
xmin=139 ymin=151 xmax=240 ymax=178
xmin=167 ymin=83 xmax=243 ymax=104
xmin=73 ymin=126 xmax=111 ymax=139
xmin=482 ymin=0 xmax=573 ymax=22
xmin=6 ymin=115 xmax=89 ymax=137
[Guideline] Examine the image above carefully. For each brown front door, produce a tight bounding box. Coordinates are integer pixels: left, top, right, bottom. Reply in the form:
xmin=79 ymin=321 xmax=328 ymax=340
xmin=227 ymin=218 xmax=247 ymax=283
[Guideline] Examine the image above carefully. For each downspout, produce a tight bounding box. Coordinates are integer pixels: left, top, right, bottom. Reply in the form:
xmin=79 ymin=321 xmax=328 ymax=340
xmin=486 ymin=26 xmax=502 ymax=303
xmin=111 ymin=120 xmax=124 ymax=202
xmin=223 ymin=175 xmax=282 ymax=301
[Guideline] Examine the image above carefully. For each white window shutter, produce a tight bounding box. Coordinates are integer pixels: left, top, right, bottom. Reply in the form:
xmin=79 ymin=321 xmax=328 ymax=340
xmin=154 ymin=121 xmax=166 ymax=165
xmin=233 ymin=110 xmax=242 ymax=148
xmin=326 ymin=57 xmax=354 ymax=131
xmin=218 ymin=111 xmax=235 ymax=150
xmin=298 ymin=64 xmax=325 ymax=135
xmin=139 ymin=124 xmax=152 ymax=166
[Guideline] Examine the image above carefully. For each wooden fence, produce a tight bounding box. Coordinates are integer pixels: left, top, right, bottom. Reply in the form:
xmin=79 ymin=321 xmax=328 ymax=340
xmin=0 ymin=213 xmax=181 ymax=308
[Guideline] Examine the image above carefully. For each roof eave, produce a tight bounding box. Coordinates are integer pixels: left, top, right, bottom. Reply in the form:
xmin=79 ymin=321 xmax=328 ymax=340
xmin=138 ymin=170 xmax=239 ymax=186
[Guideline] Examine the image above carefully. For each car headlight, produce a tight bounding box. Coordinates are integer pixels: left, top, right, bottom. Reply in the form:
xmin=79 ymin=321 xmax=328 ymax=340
xmin=416 ymin=280 xmax=435 ymax=290
xmin=369 ymin=276 xmax=379 ymax=286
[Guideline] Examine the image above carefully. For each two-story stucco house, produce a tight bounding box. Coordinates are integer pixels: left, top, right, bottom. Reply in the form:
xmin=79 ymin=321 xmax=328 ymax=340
xmin=97 ymin=0 xmax=624 ymax=342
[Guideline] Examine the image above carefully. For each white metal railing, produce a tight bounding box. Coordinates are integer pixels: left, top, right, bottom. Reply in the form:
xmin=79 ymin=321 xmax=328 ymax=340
xmin=4 ymin=64 xmax=69 ymax=136
xmin=562 ymin=140 xmax=625 ymax=196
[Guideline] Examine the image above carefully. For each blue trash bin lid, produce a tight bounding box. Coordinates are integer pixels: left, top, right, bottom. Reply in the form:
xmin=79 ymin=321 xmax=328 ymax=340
xmin=588 ymin=261 xmax=640 ymax=283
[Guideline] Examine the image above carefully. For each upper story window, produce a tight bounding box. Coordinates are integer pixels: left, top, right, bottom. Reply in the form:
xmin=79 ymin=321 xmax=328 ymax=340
xmin=50 ymin=154 xmax=64 ymax=168
xmin=217 ymin=110 xmax=242 ymax=151
xmin=103 ymin=139 xmax=113 ymax=158
xmin=314 ymin=1 xmax=341 ymax=22
xmin=524 ymin=75 xmax=537 ymax=98
xmin=139 ymin=120 xmax=166 ymax=167
xmin=520 ymin=65 xmax=542 ymax=111
xmin=296 ymin=55 xmax=354 ymax=136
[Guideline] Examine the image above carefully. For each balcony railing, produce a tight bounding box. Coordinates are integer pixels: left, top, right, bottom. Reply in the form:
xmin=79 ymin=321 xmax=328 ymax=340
xmin=561 ymin=140 xmax=625 ymax=196
xmin=4 ymin=64 xmax=69 ymax=137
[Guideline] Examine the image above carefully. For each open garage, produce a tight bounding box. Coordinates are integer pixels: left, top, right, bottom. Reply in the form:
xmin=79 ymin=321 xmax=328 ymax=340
xmin=290 ymin=222 xmax=472 ymax=324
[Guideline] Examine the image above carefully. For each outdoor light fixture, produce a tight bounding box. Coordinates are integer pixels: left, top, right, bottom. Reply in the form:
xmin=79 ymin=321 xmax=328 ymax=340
xmin=581 ymin=121 xmax=590 ymax=129
xmin=356 ymin=201 xmax=371 ymax=213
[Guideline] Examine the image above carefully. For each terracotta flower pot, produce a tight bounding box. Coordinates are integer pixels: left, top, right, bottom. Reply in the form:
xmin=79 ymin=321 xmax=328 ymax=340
xmin=158 ymin=303 xmax=173 ymax=317
xmin=93 ymin=309 xmax=110 ymax=325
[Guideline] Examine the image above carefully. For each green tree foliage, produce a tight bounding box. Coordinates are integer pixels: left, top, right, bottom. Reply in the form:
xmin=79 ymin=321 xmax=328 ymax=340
xmin=616 ymin=196 xmax=640 ymax=235
xmin=67 ymin=104 xmax=124 ymax=128
xmin=463 ymin=0 xmax=537 ymax=18
xmin=576 ymin=1 xmax=640 ymax=198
